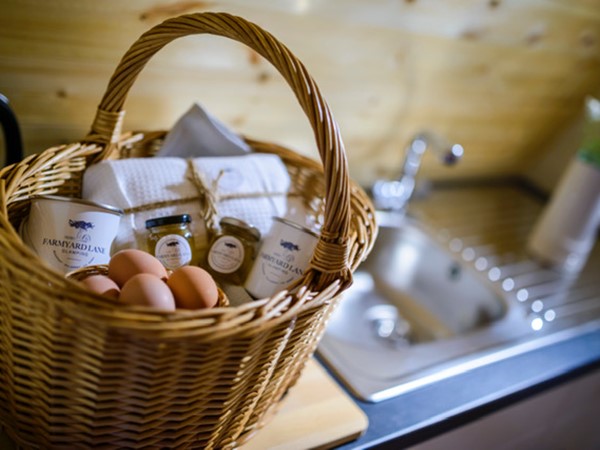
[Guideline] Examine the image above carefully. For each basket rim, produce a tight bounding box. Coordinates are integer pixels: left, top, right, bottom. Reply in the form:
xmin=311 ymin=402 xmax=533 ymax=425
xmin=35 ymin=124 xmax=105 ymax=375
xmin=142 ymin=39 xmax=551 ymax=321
xmin=0 ymin=11 xmax=378 ymax=339
xmin=0 ymin=134 xmax=376 ymax=340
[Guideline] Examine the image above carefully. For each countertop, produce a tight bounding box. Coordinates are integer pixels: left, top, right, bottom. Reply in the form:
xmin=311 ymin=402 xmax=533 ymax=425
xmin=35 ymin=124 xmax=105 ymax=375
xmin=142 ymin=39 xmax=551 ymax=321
xmin=320 ymin=327 xmax=600 ymax=449
xmin=3 ymin=182 xmax=599 ymax=449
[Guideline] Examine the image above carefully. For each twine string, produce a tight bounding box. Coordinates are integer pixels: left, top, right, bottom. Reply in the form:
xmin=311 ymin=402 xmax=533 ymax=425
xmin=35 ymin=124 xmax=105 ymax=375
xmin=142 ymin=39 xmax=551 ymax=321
xmin=121 ymin=160 xmax=289 ymax=234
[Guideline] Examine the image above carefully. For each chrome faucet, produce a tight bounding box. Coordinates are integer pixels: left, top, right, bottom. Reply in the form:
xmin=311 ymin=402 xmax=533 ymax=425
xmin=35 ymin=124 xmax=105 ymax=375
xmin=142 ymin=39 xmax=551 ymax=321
xmin=371 ymin=131 xmax=463 ymax=212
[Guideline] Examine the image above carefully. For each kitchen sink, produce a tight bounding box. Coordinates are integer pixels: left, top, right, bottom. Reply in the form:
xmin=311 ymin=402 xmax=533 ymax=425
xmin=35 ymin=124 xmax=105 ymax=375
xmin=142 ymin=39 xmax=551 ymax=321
xmin=317 ymin=185 xmax=600 ymax=402
xmin=343 ymin=214 xmax=507 ymax=345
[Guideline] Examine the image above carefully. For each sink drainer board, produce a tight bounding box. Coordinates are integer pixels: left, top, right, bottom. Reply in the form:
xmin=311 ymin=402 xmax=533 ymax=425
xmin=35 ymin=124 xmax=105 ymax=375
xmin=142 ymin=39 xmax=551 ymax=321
xmin=318 ymin=184 xmax=600 ymax=402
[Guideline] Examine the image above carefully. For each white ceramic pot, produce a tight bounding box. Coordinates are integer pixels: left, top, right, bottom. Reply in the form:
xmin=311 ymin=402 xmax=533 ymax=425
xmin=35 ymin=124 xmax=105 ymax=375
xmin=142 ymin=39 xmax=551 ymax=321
xmin=20 ymin=195 xmax=123 ymax=273
xmin=244 ymin=217 xmax=319 ymax=299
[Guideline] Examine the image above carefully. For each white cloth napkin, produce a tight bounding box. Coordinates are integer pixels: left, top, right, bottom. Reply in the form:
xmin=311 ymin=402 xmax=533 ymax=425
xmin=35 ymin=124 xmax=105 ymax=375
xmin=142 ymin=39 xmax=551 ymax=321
xmin=157 ymin=103 xmax=251 ymax=158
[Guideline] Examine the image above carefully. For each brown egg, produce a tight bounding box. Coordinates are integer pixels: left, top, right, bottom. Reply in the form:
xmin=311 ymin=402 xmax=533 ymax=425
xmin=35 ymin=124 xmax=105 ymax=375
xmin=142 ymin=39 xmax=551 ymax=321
xmin=80 ymin=274 xmax=120 ymax=299
xmin=119 ymin=273 xmax=176 ymax=311
xmin=167 ymin=265 xmax=219 ymax=309
xmin=108 ymin=249 xmax=168 ymax=287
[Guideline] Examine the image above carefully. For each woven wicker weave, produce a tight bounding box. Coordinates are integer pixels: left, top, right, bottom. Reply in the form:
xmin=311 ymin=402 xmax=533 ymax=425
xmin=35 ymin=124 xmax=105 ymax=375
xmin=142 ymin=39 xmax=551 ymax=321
xmin=0 ymin=12 xmax=377 ymax=449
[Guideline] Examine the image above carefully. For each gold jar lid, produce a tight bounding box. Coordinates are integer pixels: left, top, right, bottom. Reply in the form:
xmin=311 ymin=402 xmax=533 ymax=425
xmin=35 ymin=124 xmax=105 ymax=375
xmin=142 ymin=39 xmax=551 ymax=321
xmin=219 ymin=217 xmax=261 ymax=241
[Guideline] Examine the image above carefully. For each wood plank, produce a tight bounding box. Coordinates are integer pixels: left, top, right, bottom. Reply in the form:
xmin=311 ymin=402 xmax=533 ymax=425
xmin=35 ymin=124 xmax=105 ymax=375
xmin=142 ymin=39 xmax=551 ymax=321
xmin=1 ymin=0 xmax=599 ymax=188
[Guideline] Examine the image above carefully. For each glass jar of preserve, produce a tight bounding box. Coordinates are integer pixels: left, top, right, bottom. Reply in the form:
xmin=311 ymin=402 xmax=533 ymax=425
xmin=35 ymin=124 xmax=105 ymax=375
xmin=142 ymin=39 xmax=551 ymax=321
xmin=146 ymin=214 xmax=195 ymax=270
xmin=206 ymin=217 xmax=261 ymax=285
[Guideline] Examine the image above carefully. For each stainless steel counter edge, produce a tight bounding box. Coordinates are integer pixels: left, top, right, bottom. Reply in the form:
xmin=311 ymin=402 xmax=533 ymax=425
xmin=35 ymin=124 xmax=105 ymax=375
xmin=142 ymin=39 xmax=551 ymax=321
xmin=322 ymin=325 xmax=600 ymax=449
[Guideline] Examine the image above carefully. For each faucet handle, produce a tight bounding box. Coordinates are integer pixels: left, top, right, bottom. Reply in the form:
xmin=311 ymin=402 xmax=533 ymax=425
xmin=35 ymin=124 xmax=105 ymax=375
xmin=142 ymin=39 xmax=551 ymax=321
xmin=411 ymin=131 xmax=463 ymax=169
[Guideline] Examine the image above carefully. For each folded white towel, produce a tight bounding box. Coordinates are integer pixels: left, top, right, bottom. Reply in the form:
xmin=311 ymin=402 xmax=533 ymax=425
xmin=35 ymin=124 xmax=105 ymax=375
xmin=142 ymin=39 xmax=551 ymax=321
xmin=82 ymin=154 xmax=291 ymax=254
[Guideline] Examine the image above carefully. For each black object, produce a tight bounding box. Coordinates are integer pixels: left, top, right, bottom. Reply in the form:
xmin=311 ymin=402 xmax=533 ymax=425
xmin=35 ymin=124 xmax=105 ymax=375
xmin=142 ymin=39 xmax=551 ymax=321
xmin=0 ymin=93 xmax=24 ymax=167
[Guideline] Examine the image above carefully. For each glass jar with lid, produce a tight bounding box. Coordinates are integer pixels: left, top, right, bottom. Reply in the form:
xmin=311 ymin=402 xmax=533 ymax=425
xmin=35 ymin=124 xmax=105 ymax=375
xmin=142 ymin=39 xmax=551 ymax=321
xmin=206 ymin=217 xmax=261 ymax=285
xmin=145 ymin=214 xmax=195 ymax=270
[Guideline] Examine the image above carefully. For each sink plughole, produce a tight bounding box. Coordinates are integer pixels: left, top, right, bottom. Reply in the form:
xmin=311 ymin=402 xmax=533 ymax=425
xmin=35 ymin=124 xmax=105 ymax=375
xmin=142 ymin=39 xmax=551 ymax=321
xmin=317 ymin=189 xmax=600 ymax=402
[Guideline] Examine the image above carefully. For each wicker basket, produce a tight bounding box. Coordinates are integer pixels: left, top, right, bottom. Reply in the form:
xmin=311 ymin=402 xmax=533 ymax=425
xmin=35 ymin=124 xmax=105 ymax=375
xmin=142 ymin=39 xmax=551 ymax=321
xmin=0 ymin=12 xmax=377 ymax=449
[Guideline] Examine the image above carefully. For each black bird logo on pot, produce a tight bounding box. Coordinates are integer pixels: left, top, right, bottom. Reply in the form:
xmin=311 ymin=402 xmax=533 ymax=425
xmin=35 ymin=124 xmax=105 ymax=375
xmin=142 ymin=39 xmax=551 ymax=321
xmin=280 ymin=240 xmax=299 ymax=252
xmin=69 ymin=219 xmax=94 ymax=230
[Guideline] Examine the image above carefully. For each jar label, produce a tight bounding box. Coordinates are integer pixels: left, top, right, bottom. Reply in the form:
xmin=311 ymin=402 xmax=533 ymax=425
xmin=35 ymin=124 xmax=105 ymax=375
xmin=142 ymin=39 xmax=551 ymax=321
xmin=208 ymin=235 xmax=245 ymax=274
xmin=155 ymin=234 xmax=193 ymax=270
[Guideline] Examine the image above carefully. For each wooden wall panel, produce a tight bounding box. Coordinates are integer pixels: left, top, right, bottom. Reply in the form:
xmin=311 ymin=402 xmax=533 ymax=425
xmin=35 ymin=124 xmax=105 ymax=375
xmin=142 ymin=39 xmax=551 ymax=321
xmin=1 ymin=0 xmax=599 ymax=188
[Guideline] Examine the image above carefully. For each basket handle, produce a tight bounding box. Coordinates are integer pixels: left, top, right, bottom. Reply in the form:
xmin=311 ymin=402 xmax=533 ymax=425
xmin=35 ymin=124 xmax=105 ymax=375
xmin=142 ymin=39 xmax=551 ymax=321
xmin=86 ymin=12 xmax=352 ymax=290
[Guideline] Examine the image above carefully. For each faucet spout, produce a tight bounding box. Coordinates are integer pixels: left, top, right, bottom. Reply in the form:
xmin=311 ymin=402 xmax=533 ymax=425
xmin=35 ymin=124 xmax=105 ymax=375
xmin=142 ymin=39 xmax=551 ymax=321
xmin=372 ymin=131 xmax=463 ymax=212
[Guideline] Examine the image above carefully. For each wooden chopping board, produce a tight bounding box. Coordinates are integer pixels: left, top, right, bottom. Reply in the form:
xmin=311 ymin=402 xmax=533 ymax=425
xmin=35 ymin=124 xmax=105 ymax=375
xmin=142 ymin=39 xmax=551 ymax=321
xmin=239 ymin=359 xmax=368 ymax=450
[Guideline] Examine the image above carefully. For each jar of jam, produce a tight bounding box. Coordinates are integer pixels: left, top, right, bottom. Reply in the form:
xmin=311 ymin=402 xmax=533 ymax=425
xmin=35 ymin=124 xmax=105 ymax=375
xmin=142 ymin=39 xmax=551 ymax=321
xmin=206 ymin=217 xmax=261 ymax=285
xmin=146 ymin=214 xmax=195 ymax=270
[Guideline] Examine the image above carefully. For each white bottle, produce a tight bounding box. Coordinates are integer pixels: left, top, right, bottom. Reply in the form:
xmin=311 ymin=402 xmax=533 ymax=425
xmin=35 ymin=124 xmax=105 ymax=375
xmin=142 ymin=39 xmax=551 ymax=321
xmin=527 ymin=97 xmax=600 ymax=274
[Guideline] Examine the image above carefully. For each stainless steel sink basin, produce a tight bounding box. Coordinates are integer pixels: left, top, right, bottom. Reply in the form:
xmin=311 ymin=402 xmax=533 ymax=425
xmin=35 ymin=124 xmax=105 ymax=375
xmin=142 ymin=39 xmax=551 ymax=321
xmin=317 ymin=185 xmax=600 ymax=402
xmin=356 ymin=215 xmax=506 ymax=343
